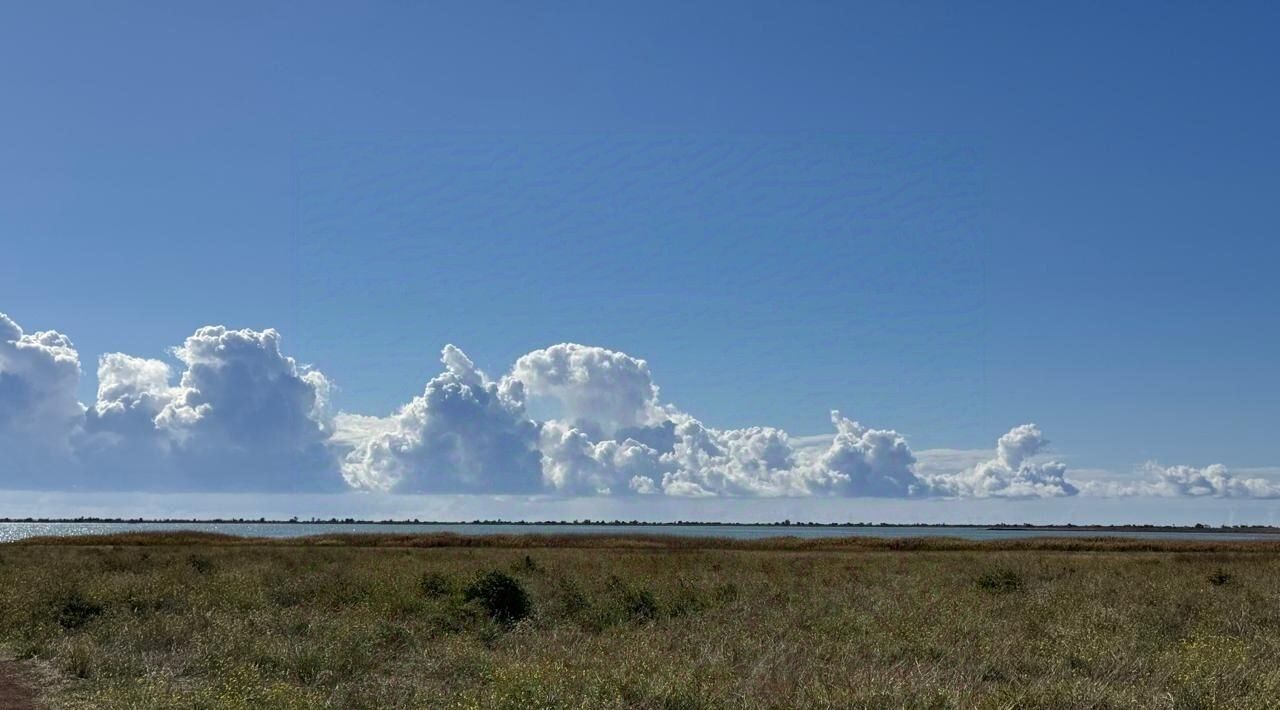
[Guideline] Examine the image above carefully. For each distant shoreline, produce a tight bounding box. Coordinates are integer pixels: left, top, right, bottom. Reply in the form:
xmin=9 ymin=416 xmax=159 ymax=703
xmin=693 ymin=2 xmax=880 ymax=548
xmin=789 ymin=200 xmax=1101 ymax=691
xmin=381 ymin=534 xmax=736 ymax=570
xmin=1 ymin=518 xmax=1276 ymax=534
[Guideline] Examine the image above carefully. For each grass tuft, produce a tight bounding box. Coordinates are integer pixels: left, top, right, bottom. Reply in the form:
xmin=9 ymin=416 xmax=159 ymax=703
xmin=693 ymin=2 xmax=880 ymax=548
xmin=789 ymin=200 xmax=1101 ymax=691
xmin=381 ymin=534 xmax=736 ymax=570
xmin=1207 ymin=568 xmax=1234 ymax=586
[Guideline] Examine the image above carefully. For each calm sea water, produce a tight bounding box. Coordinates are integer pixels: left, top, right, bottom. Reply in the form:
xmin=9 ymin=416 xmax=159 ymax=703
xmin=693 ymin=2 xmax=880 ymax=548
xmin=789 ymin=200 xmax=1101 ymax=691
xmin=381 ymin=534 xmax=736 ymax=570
xmin=0 ymin=522 xmax=1274 ymax=543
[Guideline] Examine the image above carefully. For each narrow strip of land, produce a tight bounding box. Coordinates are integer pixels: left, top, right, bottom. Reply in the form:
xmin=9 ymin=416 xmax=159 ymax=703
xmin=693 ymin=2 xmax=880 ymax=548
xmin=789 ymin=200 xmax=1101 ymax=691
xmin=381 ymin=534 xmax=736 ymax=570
xmin=9 ymin=530 xmax=1280 ymax=553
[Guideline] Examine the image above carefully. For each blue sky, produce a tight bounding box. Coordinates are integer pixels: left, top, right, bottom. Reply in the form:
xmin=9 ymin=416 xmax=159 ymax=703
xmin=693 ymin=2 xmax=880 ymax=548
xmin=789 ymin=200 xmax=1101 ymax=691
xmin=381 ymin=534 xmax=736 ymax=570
xmin=2 ymin=2 xmax=1278 ymax=520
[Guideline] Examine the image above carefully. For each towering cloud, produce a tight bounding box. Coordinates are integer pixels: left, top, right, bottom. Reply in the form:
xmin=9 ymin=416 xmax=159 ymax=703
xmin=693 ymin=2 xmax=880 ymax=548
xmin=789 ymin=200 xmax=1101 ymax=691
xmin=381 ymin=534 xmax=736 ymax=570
xmin=0 ymin=314 xmax=84 ymax=484
xmin=339 ymin=345 xmax=543 ymax=493
xmin=153 ymin=326 xmax=333 ymax=452
xmin=94 ymin=353 xmax=176 ymax=423
xmin=2 ymin=314 xmax=339 ymax=490
xmin=812 ymin=411 xmax=922 ymax=496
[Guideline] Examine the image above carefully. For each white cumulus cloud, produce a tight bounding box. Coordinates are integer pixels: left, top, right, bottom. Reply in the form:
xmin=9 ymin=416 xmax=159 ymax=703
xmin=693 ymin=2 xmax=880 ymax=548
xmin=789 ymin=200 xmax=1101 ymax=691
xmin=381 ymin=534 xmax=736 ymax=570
xmin=5 ymin=313 xmax=1259 ymax=502
xmin=538 ymin=419 xmax=665 ymax=495
xmin=1087 ymin=462 xmax=1280 ymax=499
xmin=0 ymin=313 xmax=84 ymax=481
xmin=2 ymin=313 xmax=340 ymax=491
xmin=810 ymin=411 xmax=924 ymax=496
xmin=528 ymin=406 xmax=928 ymax=498
xmin=924 ymin=424 xmax=1078 ymax=498
xmin=510 ymin=343 xmax=664 ymax=435
xmin=339 ymin=345 xmax=542 ymax=493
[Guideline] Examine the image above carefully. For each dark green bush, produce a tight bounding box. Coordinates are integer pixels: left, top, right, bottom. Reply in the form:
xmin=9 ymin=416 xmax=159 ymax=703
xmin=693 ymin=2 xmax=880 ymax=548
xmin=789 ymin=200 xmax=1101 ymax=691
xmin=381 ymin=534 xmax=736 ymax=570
xmin=1208 ymin=569 xmax=1234 ymax=586
xmin=463 ymin=571 xmax=531 ymax=624
xmin=56 ymin=589 xmax=104 ymax=630
xmin=625 ymin=587 xmax=660 ymax=621
xmin=975 ymin=568 xmax=1024 ymax=594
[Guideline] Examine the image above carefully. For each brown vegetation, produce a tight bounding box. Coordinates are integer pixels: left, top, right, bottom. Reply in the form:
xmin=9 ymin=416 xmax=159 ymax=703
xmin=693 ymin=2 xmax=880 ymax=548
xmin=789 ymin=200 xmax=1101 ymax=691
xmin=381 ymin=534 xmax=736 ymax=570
xmin=1 ymin=533 xmax=1279 ymax=708
xmin=15 ymin=530 xmax=1280 ymax=553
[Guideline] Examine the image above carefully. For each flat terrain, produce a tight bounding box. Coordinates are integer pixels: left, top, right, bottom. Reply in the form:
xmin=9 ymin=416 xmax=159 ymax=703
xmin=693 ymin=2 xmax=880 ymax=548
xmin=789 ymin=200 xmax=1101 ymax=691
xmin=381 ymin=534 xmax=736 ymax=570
xmin=2 ymin=533 xmax=1280 ymax=709
xmin=0 ymin=660 xmax=38 ymax=710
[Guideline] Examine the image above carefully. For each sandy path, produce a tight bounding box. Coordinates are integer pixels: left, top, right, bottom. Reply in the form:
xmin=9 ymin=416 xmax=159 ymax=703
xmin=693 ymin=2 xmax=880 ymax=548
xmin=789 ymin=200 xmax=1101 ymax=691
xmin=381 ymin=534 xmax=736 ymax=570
xmin=0 ymin=661 xmax=37 ymax=710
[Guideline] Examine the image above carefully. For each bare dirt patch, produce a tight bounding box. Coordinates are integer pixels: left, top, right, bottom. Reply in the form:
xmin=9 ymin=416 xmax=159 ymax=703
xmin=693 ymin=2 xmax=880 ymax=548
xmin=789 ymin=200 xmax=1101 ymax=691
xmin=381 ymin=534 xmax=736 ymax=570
xmin=0 ymin=661 xmax=37 ymax=710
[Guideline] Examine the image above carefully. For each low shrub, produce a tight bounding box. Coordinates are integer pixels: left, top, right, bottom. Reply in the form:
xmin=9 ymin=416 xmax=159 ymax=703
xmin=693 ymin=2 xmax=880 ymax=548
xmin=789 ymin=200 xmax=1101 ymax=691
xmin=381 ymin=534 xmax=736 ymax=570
xmin=464 ymin=571 xmax=532 ymax=624
xmin=554 ymin=578 xmax=591 ymax=616
xmin=667 ymin=578 xmax=707 ymax=617
xmin=624 ymin=587 xmax=659 ymax=621
xmin=607 ymin=575 xmax=660 ymax=622
xmin=56 ymin=589 xmax=104 ymax=630
xmin=713 ymin=582 xmax=740 ymax=603
xmin=975 ymin=568 xmax=1024 ymax=594
xmin=187 ymin=554 xmax=215 ymax=575
xmin=1207 ymin=569 xmax=1234 ymax=586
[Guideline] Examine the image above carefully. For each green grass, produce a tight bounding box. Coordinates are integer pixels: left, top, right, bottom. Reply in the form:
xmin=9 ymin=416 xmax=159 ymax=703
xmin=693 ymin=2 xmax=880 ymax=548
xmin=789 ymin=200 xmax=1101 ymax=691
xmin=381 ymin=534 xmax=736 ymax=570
xmin=3 ymin=534 xmax=1280 ymax=708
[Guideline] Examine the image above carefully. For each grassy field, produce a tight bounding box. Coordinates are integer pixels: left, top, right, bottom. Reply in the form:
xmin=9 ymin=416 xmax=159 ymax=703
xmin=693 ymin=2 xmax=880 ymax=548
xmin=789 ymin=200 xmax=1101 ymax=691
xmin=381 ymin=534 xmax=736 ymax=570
xmin=2 ymin=533 xmax=1280 ymax=709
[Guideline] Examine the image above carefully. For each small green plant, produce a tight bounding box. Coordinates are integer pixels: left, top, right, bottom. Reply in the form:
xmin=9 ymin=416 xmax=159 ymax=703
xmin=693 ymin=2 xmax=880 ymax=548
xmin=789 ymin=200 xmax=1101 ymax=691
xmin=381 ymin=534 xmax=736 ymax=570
xmin=975 ymin=568 xmax=1024 ymax=594
xmin=607 ymin=575 xmax=660 ymax=621
xmin=418 ymin=571 xmax=455 ymax=598
xmin=555 ymin=577 xmax=590 ymax=616
xmin=464 ymin=571 xmax=532 ymax=624
xmin=186 ymin=554 xmax=215 ymax=575
xmin=625 ymin=587 xmax=659 ymax=621
xmin=1207 ymin=569 xmax=1234 ymax=586
xmin=512 ymin=555 xmax=541 ymax=574
xmin=667 ymin=578 xmax=706 ymax=617
xmin=56 ymin=589 xmax=104 ymax=630
xmin=713 ymin=582 xmax=740 ymax=603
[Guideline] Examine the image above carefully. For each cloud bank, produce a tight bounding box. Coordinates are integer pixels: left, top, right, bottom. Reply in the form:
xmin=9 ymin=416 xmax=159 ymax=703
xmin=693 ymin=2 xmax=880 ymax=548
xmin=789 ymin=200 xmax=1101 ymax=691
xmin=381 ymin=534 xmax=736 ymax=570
xmin=0 ymin=312 xmax=1268 ymax=499
xmin=1084 ymin=463 xmax=1280 ymax=499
